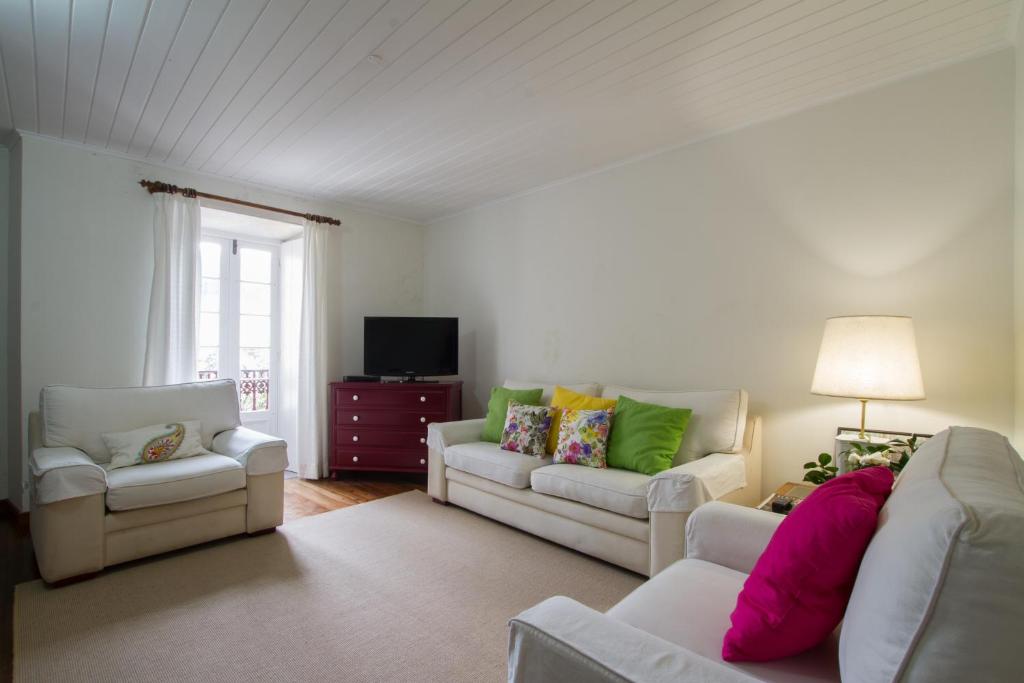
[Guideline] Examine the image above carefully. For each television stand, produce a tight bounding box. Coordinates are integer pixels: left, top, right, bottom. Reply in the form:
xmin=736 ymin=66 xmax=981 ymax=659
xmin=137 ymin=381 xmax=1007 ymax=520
xmin=329 ymin=380 xmax=462 ymax=475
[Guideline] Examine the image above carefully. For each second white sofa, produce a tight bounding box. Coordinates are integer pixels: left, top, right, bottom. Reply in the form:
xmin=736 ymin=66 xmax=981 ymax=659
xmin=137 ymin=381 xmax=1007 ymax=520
xmin=428 ymin=380 xmax=762 ymax=576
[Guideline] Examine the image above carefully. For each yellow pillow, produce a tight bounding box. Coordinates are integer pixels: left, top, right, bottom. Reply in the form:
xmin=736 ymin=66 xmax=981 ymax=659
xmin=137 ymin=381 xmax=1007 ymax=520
xmin=547 ymin=386 xmax=618 ymax=454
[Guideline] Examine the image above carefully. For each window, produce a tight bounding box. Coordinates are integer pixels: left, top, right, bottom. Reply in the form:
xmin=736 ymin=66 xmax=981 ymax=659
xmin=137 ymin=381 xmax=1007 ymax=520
xmin=198 ymin=235 xmax=280 ymax=435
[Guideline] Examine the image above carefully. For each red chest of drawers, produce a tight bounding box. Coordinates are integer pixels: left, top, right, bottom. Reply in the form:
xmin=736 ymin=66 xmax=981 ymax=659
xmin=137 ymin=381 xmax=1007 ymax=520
xmin=329 ymin=381 xmax=462 ymax=475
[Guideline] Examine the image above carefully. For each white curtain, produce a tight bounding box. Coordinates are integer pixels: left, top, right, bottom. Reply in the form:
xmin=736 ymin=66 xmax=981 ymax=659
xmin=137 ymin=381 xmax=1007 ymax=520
xmin=143 ymin=192 xmax=201 ymax=386
xmin=278 ymin=237 xmax=303 ymax=473
xmin=280 ymin=220 xmax=328 ymax=479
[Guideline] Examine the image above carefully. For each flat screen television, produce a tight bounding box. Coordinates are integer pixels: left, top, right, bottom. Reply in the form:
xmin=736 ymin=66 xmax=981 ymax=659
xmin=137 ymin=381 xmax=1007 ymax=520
xmin=363 ymin=316 xmax=458 ymax=379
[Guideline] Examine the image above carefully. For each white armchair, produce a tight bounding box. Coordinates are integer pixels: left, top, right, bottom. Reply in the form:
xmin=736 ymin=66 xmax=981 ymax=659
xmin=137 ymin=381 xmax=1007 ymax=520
xmin=29 ymin=380 xmax=287 ymax=584
xmin=509 ymin=427 xmax=1024 ymax=683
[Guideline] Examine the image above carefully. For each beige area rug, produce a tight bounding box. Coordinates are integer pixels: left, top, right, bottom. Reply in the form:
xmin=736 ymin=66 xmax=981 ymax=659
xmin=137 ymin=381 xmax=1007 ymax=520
xmin=15 ymin=491 xmax=643 ymax=682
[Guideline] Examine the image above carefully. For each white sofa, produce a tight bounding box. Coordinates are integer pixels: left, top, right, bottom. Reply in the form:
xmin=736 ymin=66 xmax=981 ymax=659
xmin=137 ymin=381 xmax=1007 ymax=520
xmin=508 ymin=426 xmax=1024 ymax=682
xmin=28 ymin=380 xmax=288 ymax=584
xmin=427 ymin=380 xmax=762 ymax=577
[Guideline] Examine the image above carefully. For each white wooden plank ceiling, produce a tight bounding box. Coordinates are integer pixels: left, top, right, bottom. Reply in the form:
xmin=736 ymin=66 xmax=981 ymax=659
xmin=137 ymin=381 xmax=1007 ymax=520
xmin=0 ymin=0 xmax=1016 ymax=222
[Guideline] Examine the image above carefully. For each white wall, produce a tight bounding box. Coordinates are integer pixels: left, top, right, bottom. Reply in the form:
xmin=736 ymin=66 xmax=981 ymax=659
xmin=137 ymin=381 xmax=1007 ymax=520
xmin=424 ymin=51 xmax=1015 ymax=496
xmin=10 ymin=134 xmax=424 ymax=509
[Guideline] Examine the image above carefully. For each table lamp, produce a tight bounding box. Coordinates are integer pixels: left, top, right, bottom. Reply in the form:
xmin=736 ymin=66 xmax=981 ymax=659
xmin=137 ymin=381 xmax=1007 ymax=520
xmin=811 ymin=315 xmax=925 ymax=438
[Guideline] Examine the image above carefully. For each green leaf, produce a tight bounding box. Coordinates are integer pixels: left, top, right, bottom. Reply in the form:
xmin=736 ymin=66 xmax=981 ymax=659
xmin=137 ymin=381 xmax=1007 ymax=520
xmin=804 ymin=471 xmax=825 ymax=484
xmin=803 ymin=462 xmax=817 ymax=469
xmin=818 ymin=452 xmax=832 ymax=466
xmin=824 ymin=466 xmax=838 ymax=473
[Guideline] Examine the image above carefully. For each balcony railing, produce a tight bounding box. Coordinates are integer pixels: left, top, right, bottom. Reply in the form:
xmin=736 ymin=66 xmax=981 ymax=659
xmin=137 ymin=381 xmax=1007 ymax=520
xmin=197 ymin=369 xmax=269 ymax=412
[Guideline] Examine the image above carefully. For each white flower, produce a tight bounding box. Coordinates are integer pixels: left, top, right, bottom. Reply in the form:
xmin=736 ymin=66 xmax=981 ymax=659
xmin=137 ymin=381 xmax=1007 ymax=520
xmin=864 ymin=454 xmax=890 ymax=467
xmin=847 ymin=454 xmax=862 ymax=466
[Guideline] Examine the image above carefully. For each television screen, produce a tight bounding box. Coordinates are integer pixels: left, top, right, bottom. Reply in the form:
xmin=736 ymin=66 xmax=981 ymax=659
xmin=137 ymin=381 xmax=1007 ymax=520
xmin=364 ymin=317 xmax=459 ymax=378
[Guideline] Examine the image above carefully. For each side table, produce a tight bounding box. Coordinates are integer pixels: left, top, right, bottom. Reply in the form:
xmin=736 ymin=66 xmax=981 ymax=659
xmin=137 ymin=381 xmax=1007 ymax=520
xmin=757 ymin=481 xmax=818 ymax=515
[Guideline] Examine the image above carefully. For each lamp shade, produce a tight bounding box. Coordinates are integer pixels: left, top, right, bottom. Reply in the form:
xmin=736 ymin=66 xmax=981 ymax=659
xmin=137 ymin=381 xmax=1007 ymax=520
xmin=811 ymin=316 xmax=925 ymax=401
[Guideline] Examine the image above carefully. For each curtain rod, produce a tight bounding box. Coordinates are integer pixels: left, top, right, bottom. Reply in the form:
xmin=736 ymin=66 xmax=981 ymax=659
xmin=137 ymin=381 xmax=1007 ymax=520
xmin=138 ymin=179 xmax=341 ymax=226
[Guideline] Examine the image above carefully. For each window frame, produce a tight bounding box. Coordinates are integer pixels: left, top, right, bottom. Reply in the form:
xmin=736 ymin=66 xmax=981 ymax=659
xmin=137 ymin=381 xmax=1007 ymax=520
xmin=199 ymin=229 xmax=281 ymax=428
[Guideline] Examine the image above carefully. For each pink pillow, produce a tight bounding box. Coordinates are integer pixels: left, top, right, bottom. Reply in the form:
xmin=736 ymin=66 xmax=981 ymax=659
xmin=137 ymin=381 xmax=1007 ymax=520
xmin=722 ymin=466 xmax=894 ymax=662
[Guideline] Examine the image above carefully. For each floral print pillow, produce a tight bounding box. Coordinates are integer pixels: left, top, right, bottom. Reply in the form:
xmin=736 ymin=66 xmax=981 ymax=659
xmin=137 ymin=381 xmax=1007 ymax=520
xmin=554 ymin=407 xmax=614 ymax=468
xmin=500 ymin=401 xmax=556 ymax=457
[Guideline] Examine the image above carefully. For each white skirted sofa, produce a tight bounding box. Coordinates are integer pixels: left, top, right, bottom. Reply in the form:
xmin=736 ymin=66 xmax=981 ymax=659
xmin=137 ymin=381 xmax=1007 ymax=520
xmin=508 ymin=426 xmax=1024 ymax=682
xmin=428 ymin=380 xmax=762 ymax=577
xmin=28 ymin=380 xmax=287 ymax=583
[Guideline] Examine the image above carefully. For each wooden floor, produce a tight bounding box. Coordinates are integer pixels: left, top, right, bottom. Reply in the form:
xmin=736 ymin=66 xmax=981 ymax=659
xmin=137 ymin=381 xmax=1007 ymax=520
xmin=283 ymin=471 xmax=427 ymax=522
xmin=0 ymin=471 xmax=427 ymax=681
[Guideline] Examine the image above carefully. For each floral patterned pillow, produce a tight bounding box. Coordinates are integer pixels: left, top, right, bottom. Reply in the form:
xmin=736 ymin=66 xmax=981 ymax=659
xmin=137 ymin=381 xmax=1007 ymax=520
xmin=554 ymin=407 xmax=614 ymax=468
xmin=500 ymin=401 xmax=556 ymax=457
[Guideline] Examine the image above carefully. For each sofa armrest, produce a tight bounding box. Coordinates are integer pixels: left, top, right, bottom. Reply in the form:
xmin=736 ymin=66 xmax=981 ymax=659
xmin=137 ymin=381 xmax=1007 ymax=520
xmin=685 ymin=501 xmax=783 ymax=574
xmin=647 ymin=452 xmax=747 ymax=513
xmin=29 ymin=447 xmax=107 ymax=505
xmin=509 ymin=596 xmax=758 ymax=683
xmin=426 ymin=418 xmax=486 ymax=452
xmin=212 ymin=427 xmax=288 ymax=475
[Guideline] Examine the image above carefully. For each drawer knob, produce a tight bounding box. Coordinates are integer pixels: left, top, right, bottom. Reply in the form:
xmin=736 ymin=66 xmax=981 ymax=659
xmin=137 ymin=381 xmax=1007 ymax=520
xmin=352 ymin=435 xmax=359 ymax=442
xmin=419 ymin=458 xmax=426 ymax=465
xmin=419 ymin=416 xmax=426 ymax=423
xmin=352 ymin=456 xmax=359 ymax=463
xmin=419 ymin=395 xmax=426 ymax=402
xmin=352 ymin=415 xmax=359 ymax=422
xmin=419 ymin=437 xmax=426 ymax=444
xmin=352 ymin=394 xmax=359 ymax=401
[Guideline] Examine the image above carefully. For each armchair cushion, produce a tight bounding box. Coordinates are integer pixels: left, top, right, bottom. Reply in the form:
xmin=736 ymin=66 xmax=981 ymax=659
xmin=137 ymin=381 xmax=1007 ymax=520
xmin=40 ymin=380 xmax=241 ymax=464
xmin=212 ymin=427 xmax=288 ymax=475
xmin=509 ymin=596 xmax=758 ymax=683
xmin=105 ymin=453 xmax=245 ymax=511
xmin=606 ymin=560 xmax=840 ymax=682
xmin=647 ymin=452 xmax=747 ymax=513
xmin=530 ymin=464 xmax=650 ymax=519
xmin=30 ymin=447 xmax=107 ymax=505
xmin=685 ymin=502 xmax=784 ymax=574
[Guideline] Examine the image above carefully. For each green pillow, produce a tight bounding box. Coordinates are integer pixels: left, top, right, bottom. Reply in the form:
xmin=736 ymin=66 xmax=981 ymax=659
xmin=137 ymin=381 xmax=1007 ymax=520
xmin=607 ymin=395 xmax=691 ymax=475
xmin=482 ymin=386 xmax=544 ymax=443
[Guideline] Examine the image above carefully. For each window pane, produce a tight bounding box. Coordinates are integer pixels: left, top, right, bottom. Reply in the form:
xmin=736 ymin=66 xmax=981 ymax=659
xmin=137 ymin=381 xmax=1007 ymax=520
xmin=199 ymin=312 xmax=219 ymax=347
xmin=239 ymin=314 xmax=270 ymax=347
xmin=200 ymin=242 xmax=221 ymax=278
xmin=200 ymin=277 xmax=220 ymax=313
xmin=197 ymin=348 xmax=219 ymax=379
xmin=239 ymin=248 xmax=272 ymax=283
xmin=240 ymin=347 xmax=270 ymax=372
xmin=239 ymin=282 xmax=271 ymax=315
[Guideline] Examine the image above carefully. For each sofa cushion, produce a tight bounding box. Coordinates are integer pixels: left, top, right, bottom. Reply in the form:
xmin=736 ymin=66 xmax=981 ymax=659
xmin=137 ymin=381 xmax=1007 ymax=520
xmin=547 ymin=386 xmax=618 ymax=454
xmin=600 ymin=386 xmax=747 ymax=465
xmin=41 ymin=380 xmax=241 ymax=464
xmin=839 ymin=427 xmax=1024 ymax=683
xmin=104 ymin=453 xmax=245 ymax=511
xmin=608 ymin=559 xmax=840 ymax=683
xmin=503 ymin=379 xmax=599 ymax=405
xmin=531 ymin=464 xmax=650 ymax=519
xmin=553 ymin=407 xmax=614 ymax=469
xmin=723 ymin=467 xmax=893 ymax=662
xmin=444 ymin=442 xmax=551 ymax=489
xmin=482 ymin=387 xmax=545 ymax=443
xmin=102 ymin=420 xmax=206 ymax=470
xmin=499 ymin=402 xmax=556 ymax=457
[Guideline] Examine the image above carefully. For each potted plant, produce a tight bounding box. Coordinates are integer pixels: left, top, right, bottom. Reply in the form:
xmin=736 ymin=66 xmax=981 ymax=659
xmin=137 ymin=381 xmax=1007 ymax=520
xmin=803 ymin=435 xmax=921 ymax=484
